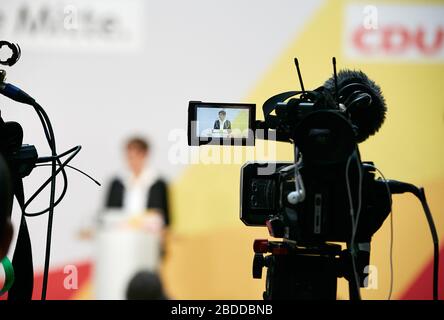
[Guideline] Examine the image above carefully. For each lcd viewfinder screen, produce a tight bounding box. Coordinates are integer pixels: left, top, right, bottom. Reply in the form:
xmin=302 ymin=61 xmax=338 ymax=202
xmin=188 ymin=101 xmax=256 ymax=146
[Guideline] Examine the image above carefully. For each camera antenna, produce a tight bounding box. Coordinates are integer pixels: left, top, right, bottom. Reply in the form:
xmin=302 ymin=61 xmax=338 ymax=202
xmin=332 ymin=57 xmax=339 ymax=104
xmin=294 ymin=58 xmax=305 ymax=94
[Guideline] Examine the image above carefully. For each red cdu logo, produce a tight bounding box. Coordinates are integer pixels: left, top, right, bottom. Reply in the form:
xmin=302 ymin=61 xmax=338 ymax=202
xmin=344 ymin=4 xmax=444 ymax=61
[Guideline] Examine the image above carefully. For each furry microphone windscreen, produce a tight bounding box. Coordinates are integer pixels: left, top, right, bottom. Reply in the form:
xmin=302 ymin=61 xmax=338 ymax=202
xmin=324 ymin=69 xmax=387 ymax=143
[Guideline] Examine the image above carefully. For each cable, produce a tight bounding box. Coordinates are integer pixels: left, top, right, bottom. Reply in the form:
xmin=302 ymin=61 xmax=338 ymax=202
xmin=366 ymin=164 xmax=394 ymax=300
xmin=32 ymin=102 xmax=57 ymax=300
xmin=388 ymin=196 xmax=394 ymax=300
xmin=345 ymin=151 xmax=363 ymax=300
xmin=379 ymin=179 xmax=439 ymax=300
xmin=293 ymin=146 xmax=304 ymax=201
xmin=29 ymin=101 xmax=78 ymax=299
xmin=351 ymin=154 xmax=363 ymax=245
xmin=24 ymin=146 xmax=80 ymax=216
xmin=35 ymin=163 xmax=101 ymax=186
xmin=417 ymin=188 xmax=439 ymax=300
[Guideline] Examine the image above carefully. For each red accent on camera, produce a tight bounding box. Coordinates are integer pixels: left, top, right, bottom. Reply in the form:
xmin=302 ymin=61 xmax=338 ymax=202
xmin=253 ymin=239 xmax=269 ymax=253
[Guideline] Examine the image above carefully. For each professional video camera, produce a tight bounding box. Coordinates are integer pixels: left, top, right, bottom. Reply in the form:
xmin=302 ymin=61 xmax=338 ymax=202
xmin=0 ymin=41 xmax=98 ymax=300
xmin=188 ymin=58 xmax=439 ymax=300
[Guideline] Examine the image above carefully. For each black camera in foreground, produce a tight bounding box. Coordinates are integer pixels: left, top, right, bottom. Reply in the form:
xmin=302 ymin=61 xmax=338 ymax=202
xmin=189 ymin=58 xmax=439 ymax=300
xmin=189 ymin=58 xmax=390 ymax=243
xmin=0 ymin=41 xmax=97 ymax=300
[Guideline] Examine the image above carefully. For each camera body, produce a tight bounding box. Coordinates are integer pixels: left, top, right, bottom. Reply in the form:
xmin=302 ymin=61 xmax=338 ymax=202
xmin=240 ymin=160 xmax=391 ymax=244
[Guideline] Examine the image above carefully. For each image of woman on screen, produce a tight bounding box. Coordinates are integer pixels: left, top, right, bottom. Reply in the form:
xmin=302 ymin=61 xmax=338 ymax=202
xmin=213 ymin=110 xmax=232 ymax=133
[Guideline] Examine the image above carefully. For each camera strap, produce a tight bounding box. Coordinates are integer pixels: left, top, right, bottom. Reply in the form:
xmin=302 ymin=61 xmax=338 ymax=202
xmin=7 ymin=177 xmax=34 ymax=300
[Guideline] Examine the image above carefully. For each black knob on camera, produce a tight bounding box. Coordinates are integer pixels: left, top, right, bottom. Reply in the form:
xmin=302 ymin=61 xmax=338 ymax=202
xmin=252 ymin=253 xmax=265 ymax=279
